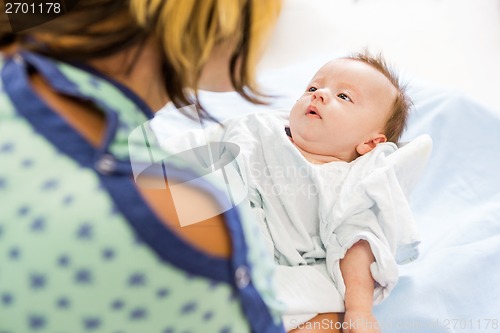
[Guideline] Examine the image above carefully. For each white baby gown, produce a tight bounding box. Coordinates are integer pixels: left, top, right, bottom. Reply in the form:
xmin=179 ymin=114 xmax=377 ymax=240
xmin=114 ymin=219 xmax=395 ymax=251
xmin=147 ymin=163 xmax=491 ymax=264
xmin=156 ymin=111 xmax=432 ymax=331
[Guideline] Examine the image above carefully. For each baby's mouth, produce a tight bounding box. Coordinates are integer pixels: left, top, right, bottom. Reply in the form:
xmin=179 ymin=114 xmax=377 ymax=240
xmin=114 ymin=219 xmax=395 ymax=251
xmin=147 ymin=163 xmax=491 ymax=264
xmin=306 ymin=105 xmax=322 ymax=119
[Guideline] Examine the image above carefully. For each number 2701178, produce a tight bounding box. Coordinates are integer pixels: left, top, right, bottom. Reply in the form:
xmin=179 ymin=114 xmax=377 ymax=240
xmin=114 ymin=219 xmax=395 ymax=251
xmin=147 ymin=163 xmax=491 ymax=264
xmin=5 ymin=2 xmax=62 ymax=14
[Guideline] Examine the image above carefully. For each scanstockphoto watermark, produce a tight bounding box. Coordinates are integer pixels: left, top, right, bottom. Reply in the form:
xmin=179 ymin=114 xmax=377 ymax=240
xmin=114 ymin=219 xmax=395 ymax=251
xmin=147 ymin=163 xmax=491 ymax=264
xmin=290 ymin=318 xmax=500 ymax=331
xmin=260 ymin=182 xmax=320 ymax=199
xmin=129 ymin=103 xmax=326 ymax=227
xmin=289 ymin=318 xmax=385 ymax=332
xmin=249 ymin=161 xmax=315 ymax=180
xmin=128 ymin=104 xmax=250 ymax=228
xmin=128 ymin=103 xmax=373 ymax=227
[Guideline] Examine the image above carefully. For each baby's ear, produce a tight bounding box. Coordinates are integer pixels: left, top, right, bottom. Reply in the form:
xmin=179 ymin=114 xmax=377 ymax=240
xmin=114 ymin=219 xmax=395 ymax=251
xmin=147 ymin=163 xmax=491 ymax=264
xmin=356 ymin=135 xmax=387 ymax=155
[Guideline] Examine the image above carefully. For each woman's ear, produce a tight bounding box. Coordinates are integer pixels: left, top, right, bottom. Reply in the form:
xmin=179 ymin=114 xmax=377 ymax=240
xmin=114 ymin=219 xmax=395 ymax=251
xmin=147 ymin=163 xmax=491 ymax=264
xmin=356 ymin=134 xmax=387 ymax=155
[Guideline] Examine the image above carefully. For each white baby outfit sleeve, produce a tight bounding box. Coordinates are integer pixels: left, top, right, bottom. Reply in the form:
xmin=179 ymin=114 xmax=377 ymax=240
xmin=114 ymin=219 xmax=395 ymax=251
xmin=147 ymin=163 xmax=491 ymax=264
xmin=319 ymin=138 xmax=431 ymax=304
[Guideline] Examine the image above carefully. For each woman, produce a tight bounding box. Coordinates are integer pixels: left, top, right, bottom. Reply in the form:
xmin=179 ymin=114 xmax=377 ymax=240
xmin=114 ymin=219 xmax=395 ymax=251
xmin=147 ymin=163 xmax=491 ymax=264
xmin=0 ymin=0 xmax=286 ymax=332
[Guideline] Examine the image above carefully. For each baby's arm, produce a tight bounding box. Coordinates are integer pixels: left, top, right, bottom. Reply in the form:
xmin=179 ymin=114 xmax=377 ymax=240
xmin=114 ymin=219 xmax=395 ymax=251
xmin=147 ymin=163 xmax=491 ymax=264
xmin=340 ymin=240 xmax=381 ymax=333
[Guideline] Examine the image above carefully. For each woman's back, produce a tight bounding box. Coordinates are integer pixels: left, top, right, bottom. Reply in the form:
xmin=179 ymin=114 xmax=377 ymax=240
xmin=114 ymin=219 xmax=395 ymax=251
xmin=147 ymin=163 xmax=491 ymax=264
xmin=0 ymin=50 xmax=282 ymax=333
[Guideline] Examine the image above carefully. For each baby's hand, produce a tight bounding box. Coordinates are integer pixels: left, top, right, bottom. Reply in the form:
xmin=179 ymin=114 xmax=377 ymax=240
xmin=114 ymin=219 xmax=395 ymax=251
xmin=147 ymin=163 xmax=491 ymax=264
xmin=342 ymin=311 xmax=381 ymax=333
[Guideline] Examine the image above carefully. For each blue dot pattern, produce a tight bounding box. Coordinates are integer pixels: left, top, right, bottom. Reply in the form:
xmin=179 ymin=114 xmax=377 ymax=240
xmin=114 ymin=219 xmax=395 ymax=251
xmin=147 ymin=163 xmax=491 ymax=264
xmin=0 ymin=56 xmax=262 ymax=332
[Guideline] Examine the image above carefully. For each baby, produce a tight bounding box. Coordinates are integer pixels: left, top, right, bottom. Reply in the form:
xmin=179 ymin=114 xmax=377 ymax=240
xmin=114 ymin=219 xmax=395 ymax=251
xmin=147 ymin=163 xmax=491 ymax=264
xmin=275 ymin=54 xmax=413 ymax=331
xmin=155 ymin=53 xmax=425 ymax=332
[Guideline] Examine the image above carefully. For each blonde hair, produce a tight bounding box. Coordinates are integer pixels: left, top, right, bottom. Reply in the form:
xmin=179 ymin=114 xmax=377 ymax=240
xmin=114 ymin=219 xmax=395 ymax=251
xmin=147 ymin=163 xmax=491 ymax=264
xmin=347 ymin=52 xmax=412 ymax=144
xmin=131 ymin=0 xmax=281 ymax=109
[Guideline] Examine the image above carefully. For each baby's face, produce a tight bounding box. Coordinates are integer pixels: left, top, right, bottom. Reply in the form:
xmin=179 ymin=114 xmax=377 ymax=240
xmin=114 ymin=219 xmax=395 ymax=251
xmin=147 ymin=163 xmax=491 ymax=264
xmin=289 ymin=58 xmax=397 ymax=162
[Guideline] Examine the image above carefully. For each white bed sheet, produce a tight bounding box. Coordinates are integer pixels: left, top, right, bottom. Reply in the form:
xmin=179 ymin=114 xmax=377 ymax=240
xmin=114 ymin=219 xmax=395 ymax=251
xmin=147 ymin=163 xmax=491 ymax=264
xmin=152 ymin=57 xmax=500 ymax=332
xmin=372 ymin=78 xmax=500 ymax=332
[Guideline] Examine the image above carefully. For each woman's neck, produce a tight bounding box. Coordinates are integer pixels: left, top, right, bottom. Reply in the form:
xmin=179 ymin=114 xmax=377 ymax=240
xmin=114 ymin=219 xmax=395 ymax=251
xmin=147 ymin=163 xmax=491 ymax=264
xmin=88 ymin=38 xmax=237 ymax=110
xmin=88 ymin=38 xmax=169 ymax=112
xmin=198 ymin=39 xmax=237 ymax=92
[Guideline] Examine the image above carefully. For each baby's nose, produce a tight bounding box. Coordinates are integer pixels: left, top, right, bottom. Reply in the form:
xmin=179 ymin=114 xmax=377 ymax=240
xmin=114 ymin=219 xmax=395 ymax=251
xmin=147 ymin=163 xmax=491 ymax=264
xmin=312 ymin=89 xmax=327 ymax=103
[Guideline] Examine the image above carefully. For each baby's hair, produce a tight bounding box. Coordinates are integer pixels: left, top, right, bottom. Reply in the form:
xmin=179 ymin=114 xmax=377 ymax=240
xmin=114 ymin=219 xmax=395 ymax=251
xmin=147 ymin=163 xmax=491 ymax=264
xmin=346 ymin=52 xmax=412 ymax=144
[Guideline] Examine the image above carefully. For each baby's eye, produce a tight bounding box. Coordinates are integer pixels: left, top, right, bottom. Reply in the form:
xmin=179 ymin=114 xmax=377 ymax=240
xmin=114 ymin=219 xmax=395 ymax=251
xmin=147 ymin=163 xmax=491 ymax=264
xmin=337 ymin=93 xmax=351 ymax=102
xmin=307 ymin=86 xmax=317 ymax=92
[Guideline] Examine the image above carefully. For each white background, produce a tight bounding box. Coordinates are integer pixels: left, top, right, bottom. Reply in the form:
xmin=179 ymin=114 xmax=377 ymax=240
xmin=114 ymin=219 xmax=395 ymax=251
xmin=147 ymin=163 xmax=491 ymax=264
xmin=259 ymin=0 xmax=500 ymax=111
